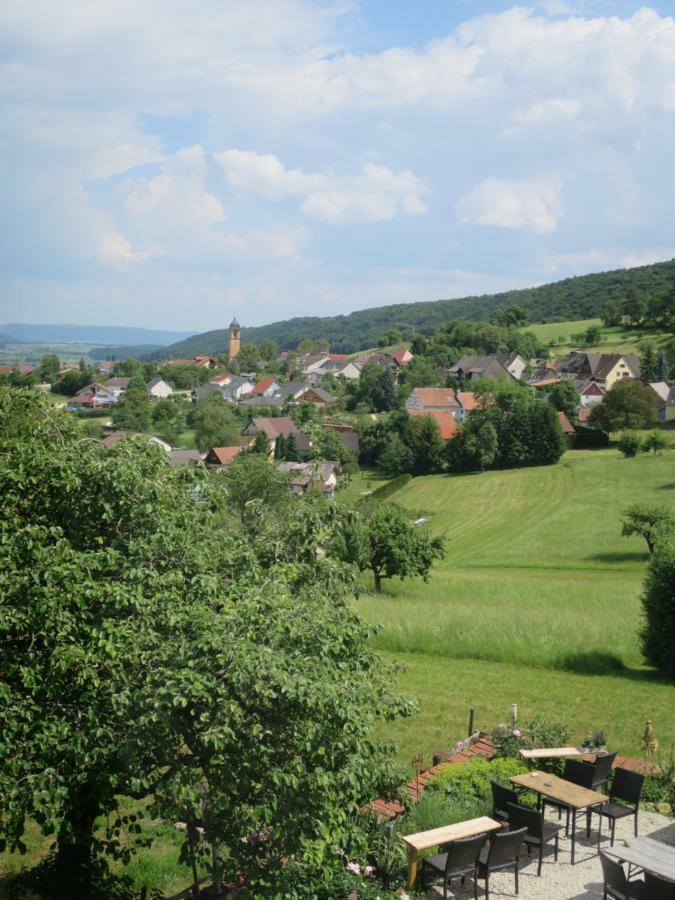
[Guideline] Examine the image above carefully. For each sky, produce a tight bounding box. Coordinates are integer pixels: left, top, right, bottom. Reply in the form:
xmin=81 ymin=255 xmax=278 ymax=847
xmin=2 ymin=0 xmax=675 ymax=332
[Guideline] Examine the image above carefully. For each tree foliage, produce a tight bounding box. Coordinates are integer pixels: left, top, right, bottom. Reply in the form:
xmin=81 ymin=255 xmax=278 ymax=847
xmin=621 ymin=504 xmax=675 ymax=554
xmin=547 ymin=380 xmax=580 ymax=422
xmin=190 ymin=393 xmax=240 ymax=452
xmin=590 ymin=379 xmax=658 ymax=431
xmin=154 ymin=259 xmax=675 ymax=358
xmin=640 ymin=538 xmax=675 ymax=678
xmin=332 ymin=502 xmax=444 ymax=593
xmin=0 ymin=391 xmax=408 ymax=897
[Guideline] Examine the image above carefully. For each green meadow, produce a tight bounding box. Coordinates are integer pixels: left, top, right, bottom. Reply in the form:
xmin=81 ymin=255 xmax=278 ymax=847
xmin=354 ymin=448 xmax=675 ymax=763
xmin=521 ymin=318 xmax=670 ymax=357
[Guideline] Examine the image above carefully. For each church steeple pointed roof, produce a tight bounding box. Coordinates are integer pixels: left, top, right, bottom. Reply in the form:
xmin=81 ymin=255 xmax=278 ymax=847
xmin=229 ymin=316 xmax=240 ymax=329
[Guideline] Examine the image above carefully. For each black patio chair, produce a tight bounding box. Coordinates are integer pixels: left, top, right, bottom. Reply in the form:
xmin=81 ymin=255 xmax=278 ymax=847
xmin=421 ymin=832 xmax=486 ymax=900
xmin=491 ymin=779 xmax=519 ymax=824
xmin=584 ymin=751 xmax=618 ymax=793
xmin=599 ymin=851 xmax=647 ymax=899
xmin=593 ymin=767 xmax=644 ymax=847
xmin=542 ymin=758 xmax=595 ymax=837
xmin=644 ymin=871 xmax=675 ymax=899
xmin=507 ymin=801 xmax=562 ymax=876
xmin=477 ymin=826 xmax=527 ymax=900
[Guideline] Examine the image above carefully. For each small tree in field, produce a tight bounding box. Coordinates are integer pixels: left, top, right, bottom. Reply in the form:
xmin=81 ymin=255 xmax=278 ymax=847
xmin=617 ymin=430 xmax=642 ymax=457
xmin=640 ymin=539 xmax=675 ymax=678
xmin=621 ymin=504 xmax=675 ymax=554
xmin=334 ymin=502 xmax=444 ymax=593
xmin=642 ymin=430 xmax=669 ymax=455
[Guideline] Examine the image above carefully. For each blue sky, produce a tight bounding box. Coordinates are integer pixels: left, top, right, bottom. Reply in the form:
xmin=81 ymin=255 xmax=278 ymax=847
xmin=2 ymin=0 xmax=675 ymax=331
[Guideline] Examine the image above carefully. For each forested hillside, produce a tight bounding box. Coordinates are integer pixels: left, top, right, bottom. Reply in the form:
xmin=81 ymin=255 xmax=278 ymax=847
xmin=157 ymin=258 xmax=675 ymax=357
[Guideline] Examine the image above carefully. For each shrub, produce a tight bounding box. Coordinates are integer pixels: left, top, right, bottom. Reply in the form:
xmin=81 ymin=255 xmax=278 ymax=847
xmin=640 ymin=539 xmax=675 ymax=678
xmin=367 ymin=473 xmax=412 ymax=501
xmin=617 ymin=430 xmax=642 ymax=457
xmin=400 ymin=789 xmax=488 ymax=837
xmin=491 ymin=718 xmax=572 ymax=764
xmin=642 ymin=430 xmax=669 ymax=455
xmin=428 ymin=757 xmax=527 ymax=804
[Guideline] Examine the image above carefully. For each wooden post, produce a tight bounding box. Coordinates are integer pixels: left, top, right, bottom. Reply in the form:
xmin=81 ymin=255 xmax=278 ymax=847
xmin=467 ymin=707 xmax=475 ymax=737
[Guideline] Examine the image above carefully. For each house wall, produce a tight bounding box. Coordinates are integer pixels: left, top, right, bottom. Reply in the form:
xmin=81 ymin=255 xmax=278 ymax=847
xmin=604 ymin=358 xmax=638 ymax=389
xmin=150 ymin=381 xmax=173 ymax=399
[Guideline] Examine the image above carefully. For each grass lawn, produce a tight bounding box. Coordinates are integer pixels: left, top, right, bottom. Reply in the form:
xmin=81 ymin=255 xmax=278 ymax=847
xmin=354 ymin=448 xmax=675 ymax=762
xmin=521 ymin=318 xmax=670 ymax=358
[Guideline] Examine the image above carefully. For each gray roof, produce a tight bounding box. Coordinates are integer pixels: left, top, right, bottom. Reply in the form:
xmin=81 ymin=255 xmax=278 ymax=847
xmin=168 ymin=449 xmax=202 ymax=466
xmin=229 ymin=316 xmax=240 ymax=329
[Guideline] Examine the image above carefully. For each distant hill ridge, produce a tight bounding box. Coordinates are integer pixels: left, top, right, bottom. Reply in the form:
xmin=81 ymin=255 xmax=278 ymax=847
xmin=156 ymin=259 xmax=675 ymax=358
xmin=0 ymin=323 xmax=196 ymax=345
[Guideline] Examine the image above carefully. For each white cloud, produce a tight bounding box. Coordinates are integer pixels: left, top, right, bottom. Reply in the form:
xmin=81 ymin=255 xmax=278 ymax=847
xmin=100 ymin=232 xmax=158 ymax=265
xmin=216 ymin=150 xmax=429 ymax=223
xmin=456 ymin=176 xmax=563 ymax=234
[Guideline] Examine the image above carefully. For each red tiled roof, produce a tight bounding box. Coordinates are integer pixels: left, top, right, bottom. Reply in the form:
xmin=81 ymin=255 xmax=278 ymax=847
xmin=327 ymin=353 xmax=348 ymax=362
xmin=392 ymin=348 xmax=413 ymax=365
xmin=458 ymin=391 xmax=478 ymax=411
xmin=557 ymin=411 xmax=576 ymax=434
xmin=207 ymin=445 xmax=242 ymax=465
xmin=250 ymin=376 xmax=277 ymax=395
xmin=530 ymin=377 xmax=563 ymax=388
xmin=413 ymin=387 xmax=460 ymax=409
xmin=410 ymin=408 xmax=458 ymax=440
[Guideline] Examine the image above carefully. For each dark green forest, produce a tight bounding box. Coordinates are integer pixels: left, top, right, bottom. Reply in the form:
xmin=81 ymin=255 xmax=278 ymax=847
xmin=154 ymin=258 xmax=675 ymax=358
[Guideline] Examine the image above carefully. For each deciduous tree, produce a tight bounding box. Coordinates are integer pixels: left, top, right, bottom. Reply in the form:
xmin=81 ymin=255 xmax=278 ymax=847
xmin=621 ymin=503 xmax=675 ymax=554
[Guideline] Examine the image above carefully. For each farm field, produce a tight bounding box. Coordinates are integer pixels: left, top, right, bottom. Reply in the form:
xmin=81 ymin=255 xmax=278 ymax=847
xmin=521 ymin=317 xmax=670 ymax=357
xmin=354 ymin=448 xmax=675 ymax=763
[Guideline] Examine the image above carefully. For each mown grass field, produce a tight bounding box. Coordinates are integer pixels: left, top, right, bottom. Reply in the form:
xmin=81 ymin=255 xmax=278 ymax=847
xmin=521 ymin=318 xmax=670 ymax=357
xmin=354 ymin=448 xmax=675 ymax=764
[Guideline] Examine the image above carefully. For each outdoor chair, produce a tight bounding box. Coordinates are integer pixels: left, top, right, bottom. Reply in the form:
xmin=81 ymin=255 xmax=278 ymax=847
xmin=491 ymin=779 xmax=519 ymax=824
xmin=593 ymin=767 xmax=644 ymax=847
xmin=599 ymin=851 xmax=647 ymax=899
xmin=506 ymin=801 xmax=562 ymax=876
xmin=584 ymin=751 xmax=618 ymax=793
xmin=476 ymin=826 xmax=527 ymax=900
xmin=542 ymin=758 xmax=595 ymax=837
xmin=644 ymin=871 xmax=675 ymax=899
xmin=421 ymin=832 xmax=486 ymax=900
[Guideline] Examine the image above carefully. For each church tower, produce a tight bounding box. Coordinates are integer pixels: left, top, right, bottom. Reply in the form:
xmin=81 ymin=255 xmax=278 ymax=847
xmin=228 ymin=316 xmax=241 ymax=361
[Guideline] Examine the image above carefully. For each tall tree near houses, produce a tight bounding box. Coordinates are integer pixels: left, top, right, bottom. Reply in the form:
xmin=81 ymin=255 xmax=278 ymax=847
xmin=655 ymin=350 xmax=669 ymax=381
xmin=640 ymin=344 xmax=657 ymax=383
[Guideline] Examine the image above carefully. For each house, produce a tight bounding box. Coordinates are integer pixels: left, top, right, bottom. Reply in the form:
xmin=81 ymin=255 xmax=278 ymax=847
xmin=456 ymin=391 xmax=479 ymax=422
xmin=322 ymin=422 xmax=359 ymax=455
xmin=406 ymin=387 xmax=461 ymax=414
xmin=277 ymin=460 xmax=341 ymax=500
xmin=197 ymin=376 xmax=254 ymax=402
xmin=158 ymin=358 xmax=194 ymax=368
xmin=295 ymin=386 xmax=336 ymax=407
xmin=95 ymin=362 xmax=114 ymax=376
xmin=249 ymin=376 xmax=281 ymax=398
xmin=239 ymin=395 xmax=285 ymax=409
xmin=557 ymin=352 xmax=640 ymax=389
xmin=208 ymin=373 xmax=233 ymax=386
xmin=193 ymin=356 xmax=219 ymax=369
xmin=409 ymin=409 xmax=458 ymax=440
xmin=557 ymin=411 xmax=576 ymax=440
xmin=447 ymin=355 xmax=519 ymax=383
xmin=168 ymin=449 xmax=202 ymax=467
xmin=498 ymin=352 xmax=526 ymax=380
xmin=333 ymin=361 xmax=362 ymax=381
xmin=241 ymin=416 xmax=311 ymax=456
xmin=392 ymin=348 xmax=413 ymax=367
xmin=69 ymin=382 xmax=116 ymax=407
xmin=104 ymin=376 xmax=131 ymax=399
xmin=101 ymin=431 xmax=172 ymax=452
xmin=204 ymin=445 xmax=243 ymax=468
xmin=573 ymin=379 xmax=605 ymax=408
xmin=146 ymin=377 xmax=173 ymax=399
xmin=648 ymin=382 xmax=675 ymax=422
xmin=276 ymin=381 xmax=309 ymax=403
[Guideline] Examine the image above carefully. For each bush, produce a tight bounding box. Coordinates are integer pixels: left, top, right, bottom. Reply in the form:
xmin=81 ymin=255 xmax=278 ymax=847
xmin=572 ymin=423 xmax=609 ymax=449
xmin=617 ymin=430 xmax=642 ymax=457
xmin=640 ymin=539 xmax=675 ymax=677
xmin=428 ymin=757 xmax=527 ymax=803
xmin=400 ymin=789 xmax=488 ymax=837
xmin=367 ymin=474 xmax=412 ymax=501
xmin=491 ymin=718 xmax=572 ymax=763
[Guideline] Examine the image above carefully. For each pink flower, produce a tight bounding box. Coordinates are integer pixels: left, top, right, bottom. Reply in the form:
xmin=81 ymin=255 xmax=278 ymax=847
xmin=512 ymin=729 xmax=521 ymax=738
xmin=364 ymin=865 xmax=374 ymax=877
xmin=455 ymin=741 xmax=464 ymax=751
xmin=347 ymin=861 xmax=361 ymax=875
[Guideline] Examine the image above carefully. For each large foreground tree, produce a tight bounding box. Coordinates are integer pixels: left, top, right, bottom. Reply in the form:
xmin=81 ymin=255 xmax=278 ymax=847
xmin=0 ymin=391 xmax=407 ymax=898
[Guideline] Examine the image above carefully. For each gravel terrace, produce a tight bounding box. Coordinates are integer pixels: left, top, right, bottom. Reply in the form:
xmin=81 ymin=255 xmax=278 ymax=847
xmin=425 ymin=810 xmax=675 ymax=899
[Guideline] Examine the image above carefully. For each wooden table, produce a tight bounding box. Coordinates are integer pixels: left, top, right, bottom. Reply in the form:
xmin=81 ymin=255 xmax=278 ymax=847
xmin=400 ymin=815 xmax=502 ymax=890
xmin=604 ymin=836 xmax=675 ymax=882
xmin=519 ymin=747 xmax=583 ymax=763
xmin=510 ymin=771 xmax=606 ymax=864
